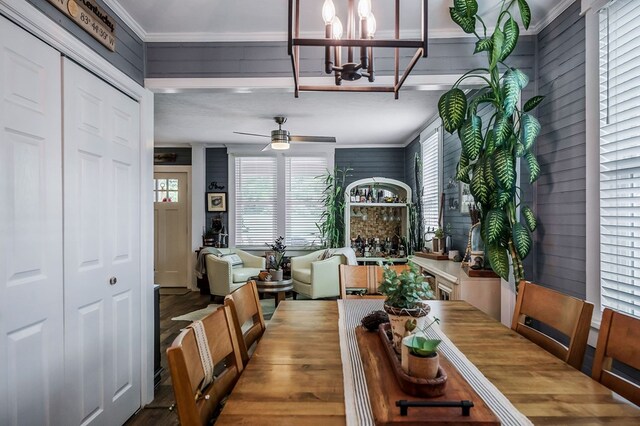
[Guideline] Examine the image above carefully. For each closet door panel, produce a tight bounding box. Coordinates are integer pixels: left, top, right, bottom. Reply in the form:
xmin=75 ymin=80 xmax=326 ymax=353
xmin=0 ymin=17 xmax=63 ymax=426
xmin=63 ymin=58 xmax=141 ymax=426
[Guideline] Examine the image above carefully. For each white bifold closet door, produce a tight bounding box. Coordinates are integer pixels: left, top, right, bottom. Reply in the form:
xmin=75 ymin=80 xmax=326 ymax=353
xmin=0 ymin=17 xmax=64 ymax=426
xmin=63 ymin=58 xmax=141 ymax=425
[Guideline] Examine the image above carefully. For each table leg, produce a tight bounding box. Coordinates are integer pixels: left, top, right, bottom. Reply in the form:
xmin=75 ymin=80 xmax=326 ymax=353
xmin=275 ymin=291 xmax=286 ymax=307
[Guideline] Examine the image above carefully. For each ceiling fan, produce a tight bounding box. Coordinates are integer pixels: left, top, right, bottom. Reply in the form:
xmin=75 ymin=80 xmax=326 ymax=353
xmin=233 ymin=116 xmax=337 ymax=151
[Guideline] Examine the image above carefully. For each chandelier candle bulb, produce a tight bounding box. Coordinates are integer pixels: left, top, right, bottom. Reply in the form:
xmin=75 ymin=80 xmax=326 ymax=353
xmin=325 ymin=22 xmax=333 ymax=74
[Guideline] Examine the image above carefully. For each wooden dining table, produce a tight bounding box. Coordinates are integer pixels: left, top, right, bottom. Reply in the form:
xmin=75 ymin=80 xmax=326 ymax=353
xmin=215 ymin=300 xmax=640 ymax=425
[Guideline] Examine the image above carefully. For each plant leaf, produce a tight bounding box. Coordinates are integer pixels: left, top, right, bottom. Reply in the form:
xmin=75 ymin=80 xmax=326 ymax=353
xmin=485 ymin=209 xmax=507 ymax=245
xmin=500 ymin=17 xmax=519 ymax=61
xmin=515 ymin=142 xmax=526 ymax=157
xmin=483 ymin=157 xmax=497 ymax=191
xmin=456 ymin=153 xmax=471 ymax=184
xmin=461 ymin=115 xmax=483 ymax=160
xmin=517 ymin=0 xmax=532 ymax=30
xmin=450 ymin=7 xmax=476 ymax=33
xmin=493 ymin=146 xmax=516 ymax=189
xmin=474 ymin=38 xmax=493 ymax=54
xmin=490 ymin=28 xmax=504 ymax=69
xmin=522 ymin=205 xmax=537 ymax=231
xmin=521 ymin=113 xmax=541 ymax=150
xmin=523 ymin=95 xmax=544 ymax=112
xmin=494 ymin=187 xmax=512 ymax=209
xmin=469 ymin=90 xmax=495 ymax=116
xmin=485 ymin=129 xmax=496 ymax=155
xmin=487 ymin=243 xmax=509 ymax=280
xmin=454 ymin=0 xmax=478 ymax=17
xmin=525 ymin=150 xmax=540 ymax=183
xmin=512 ymin=222 xmax=532 ymax=259
xmin=470 ymin=161 xmax=489 ymax=206
xmin=439 ymin=88 xmax=467 ymax=133
xmin=503 ymin=70 xmax=522 ymax=116
xmin=494 ymin=113 xmax=512 ymax=147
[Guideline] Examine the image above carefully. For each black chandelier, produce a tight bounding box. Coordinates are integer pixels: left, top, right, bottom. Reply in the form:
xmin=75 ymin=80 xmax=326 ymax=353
xmin=288 ymin=0 xmax=429 ymax=98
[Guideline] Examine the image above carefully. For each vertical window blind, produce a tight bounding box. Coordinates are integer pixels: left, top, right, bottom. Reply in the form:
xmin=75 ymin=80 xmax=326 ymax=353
xmin=285 ymin=157 xmax=327 ymax=247
xmin=234 ymin=157 xmax=277 ymax=246
xmin=422 ymin=130 xmax=440 ymax=232
xmin=599 ymin=0 xmax=640 ymax=317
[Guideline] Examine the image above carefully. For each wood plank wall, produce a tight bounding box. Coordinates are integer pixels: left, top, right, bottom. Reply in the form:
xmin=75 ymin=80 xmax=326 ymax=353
xmin=25 ymin=0 xmax=144 ymax=85
xmin=535 ymin=1 xmax=586 ymax=299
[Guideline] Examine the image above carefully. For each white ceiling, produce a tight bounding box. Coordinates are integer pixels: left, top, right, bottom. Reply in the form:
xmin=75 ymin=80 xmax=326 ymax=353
xmin=109 ymin=0 xmax=573 ymax=147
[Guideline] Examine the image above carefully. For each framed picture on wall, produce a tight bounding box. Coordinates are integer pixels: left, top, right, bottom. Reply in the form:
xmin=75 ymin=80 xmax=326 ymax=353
xmin=207 ymin=192 xmax=227 ymax=212
xmin=459 ymin=182 xmax=474 ymax=214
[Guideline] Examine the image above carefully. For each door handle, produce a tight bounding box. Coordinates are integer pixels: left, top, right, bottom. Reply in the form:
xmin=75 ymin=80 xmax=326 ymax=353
xmin=109 ymin=276 xmax=117 ymax=285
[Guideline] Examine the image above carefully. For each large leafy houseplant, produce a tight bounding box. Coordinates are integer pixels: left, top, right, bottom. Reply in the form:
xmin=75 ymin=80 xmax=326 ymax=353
xmin=316 ymin=167 xmax=351 ymax=248
xmin=438 ymin=0 xmax=541 ymax=288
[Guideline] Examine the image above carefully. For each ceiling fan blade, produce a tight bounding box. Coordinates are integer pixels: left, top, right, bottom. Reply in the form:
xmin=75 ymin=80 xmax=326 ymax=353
xmin=234 ymin=131 xmax=270 ymax=138
xmin=261 ymin=143 xmax=272 ymax=152
xmin=289 ymin=135 xmax=337 ymax=143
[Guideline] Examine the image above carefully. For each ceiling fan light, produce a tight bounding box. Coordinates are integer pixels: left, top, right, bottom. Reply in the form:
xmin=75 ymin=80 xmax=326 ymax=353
xmin=271 ymin=141 xmax=290 ymax=150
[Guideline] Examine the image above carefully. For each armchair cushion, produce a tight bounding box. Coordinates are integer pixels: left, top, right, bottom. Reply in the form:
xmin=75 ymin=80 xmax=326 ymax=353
xmin=221 ymin=253 xmax=244 ymax=267
xmin=292 ymin=267 xmax=311 ymax=284
xmin=232 ymin=268 xmax=262 ymax=283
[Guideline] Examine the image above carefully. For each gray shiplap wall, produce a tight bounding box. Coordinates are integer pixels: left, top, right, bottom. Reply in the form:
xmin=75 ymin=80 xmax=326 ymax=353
xmin=404 ymin=136 xmax=421 ymax=201
xmin=335 ymin=148 xmax=406 ymax=187
xmin=205 ymin=148 xmax=229 ymax=237
xmin=535 ymin=1 xmax=586 ymax=299
xmin=24 ymin=0 xmax=144 ymax=85
xmin=145 ymin=36 xmax=535 ymax=79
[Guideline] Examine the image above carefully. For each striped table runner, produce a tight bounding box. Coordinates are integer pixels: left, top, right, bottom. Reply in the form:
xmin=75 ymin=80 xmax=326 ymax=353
xmin=338 ymin=299 xmax=533 ymax=426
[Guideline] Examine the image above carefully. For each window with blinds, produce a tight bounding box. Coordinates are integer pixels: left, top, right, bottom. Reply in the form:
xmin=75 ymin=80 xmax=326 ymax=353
xmin=234 ymin=157 xmax=277 ymax=246
xmin=599 ymin=0 xmax=640 ymax=317
xmin=422 ymin=130 xmax=440 ymax=232
xmin=285 ymin=157 xmax=327 ymax=247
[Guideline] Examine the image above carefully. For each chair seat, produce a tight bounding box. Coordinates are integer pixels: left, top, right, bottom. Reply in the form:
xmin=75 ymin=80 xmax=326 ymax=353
xmin=292 ymin=267 xmax=311 ymax=284
xmin=233 ymin=267 xmax=262 ymax=283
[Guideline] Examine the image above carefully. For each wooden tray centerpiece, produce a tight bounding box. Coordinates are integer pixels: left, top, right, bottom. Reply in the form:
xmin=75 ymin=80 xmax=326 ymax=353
xmin=355 ymin=324 xmax=499 ymax=425
xmin=414 ymin=251 xmax=449 ymax=261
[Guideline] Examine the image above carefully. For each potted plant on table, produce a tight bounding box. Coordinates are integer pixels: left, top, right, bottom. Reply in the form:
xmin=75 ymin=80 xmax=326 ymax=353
xmin=432 ymin=228 xmax=445 ymax=254
xmin=378 ymin=262 xmax=435 ymax=353
xmin=265 ymin=236 xmax=286 ymax=281
xmin=402 ymin=317 xmax=441 ymax=379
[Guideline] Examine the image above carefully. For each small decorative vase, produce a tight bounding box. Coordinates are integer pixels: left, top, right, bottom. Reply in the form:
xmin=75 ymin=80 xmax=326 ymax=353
xmin=407 ymin=352 xmax=440 ymax=379
xmin=269 ymin=269 xmax=283 ymax=281
xmin=383 ymin=304 xmax=430 ymax=353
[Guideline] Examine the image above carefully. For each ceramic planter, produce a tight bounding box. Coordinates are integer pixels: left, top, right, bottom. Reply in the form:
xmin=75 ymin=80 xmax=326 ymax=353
xmin=406 ymin=352 xmax=439 ymax=379
xmin=269 ymin=269 xmax=283 ymax=281
xmin=383 ymin=303 xmax=430 ymax=353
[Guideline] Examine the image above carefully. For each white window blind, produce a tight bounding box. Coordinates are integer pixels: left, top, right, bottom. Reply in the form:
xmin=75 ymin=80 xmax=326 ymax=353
xmin=599 ymin=0 xmax=640 ymax=317
xmin=285 ymin=157 xmax=327 ymax=247
xmin=422 ymin=130 xmax=440 ymax=231
xmin=234 ymin=157 xmax=277 ymax=246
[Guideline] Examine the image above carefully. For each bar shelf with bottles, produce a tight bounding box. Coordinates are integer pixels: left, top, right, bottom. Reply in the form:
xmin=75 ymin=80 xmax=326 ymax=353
xmin=343 ymin=177 xmax=411 ymax=264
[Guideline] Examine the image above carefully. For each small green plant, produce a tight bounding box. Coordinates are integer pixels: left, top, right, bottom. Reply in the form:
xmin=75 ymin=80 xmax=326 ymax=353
xmin=404 ymin=317 xmax=441 ymax=357
xmin=378 ymin=262 xmax=435 ymax=310
xmin=265 ymin=236 xmax=286 ymax=270
xmin=316 ymin=167 xmax=351 ymax=248
xmin=434 ymin=228 xmax=445 ymax=239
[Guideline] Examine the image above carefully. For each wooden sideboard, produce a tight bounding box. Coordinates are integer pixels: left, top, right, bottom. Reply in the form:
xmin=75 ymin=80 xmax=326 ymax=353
xmin=409 ymin=256 xmax=501 ymax=321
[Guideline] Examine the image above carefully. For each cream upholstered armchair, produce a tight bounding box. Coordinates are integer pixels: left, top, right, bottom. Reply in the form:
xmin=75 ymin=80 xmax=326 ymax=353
xmin=206 ymin=248 xmax=265 ymax=297
xmin=291 ymin=249 xmax=348 ymax=299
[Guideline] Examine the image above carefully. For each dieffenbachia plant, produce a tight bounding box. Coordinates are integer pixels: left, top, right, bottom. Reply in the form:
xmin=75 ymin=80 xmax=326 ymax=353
xmin=438 ymin=0 xmax=542 ymax=287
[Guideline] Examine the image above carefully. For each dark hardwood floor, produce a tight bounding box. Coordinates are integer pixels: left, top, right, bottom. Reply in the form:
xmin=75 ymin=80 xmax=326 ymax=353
xmin=125 ymin=290 xmax=211 ymax=426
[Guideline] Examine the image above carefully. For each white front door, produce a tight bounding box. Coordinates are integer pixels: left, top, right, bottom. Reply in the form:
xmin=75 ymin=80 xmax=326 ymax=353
xmin=154 ymin=169 xmax=190 ymax=287
xmin=0 ymin=17 xmax=64 ymax=426
xmin=63 ymin=58 xmax=141 ymax=425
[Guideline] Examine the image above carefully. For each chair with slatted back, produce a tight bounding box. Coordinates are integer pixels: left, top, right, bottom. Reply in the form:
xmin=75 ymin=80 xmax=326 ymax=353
xmin=592 ymin=308 xmax=640 ymax=405
xmin=166 ymin=305 xmax=244 ymax=426
xmin=224 ymin=280 xmax=266 ymax=366
xmin=511 ymin=281 xmax=594 ymax=370
xmin=339 ymin=265 xmax=382 ymax=299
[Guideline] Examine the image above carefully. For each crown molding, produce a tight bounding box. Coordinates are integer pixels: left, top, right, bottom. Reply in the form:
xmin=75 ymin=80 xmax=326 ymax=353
xmin=101 ymin=0 xmax=147 ymax=40
xmin=530 ymin=0 xmax=576 ymax=34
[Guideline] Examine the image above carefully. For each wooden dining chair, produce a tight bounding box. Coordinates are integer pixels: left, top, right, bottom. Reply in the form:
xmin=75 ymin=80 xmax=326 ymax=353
xmin=339 ymin=265 xmax=383 ymax=299
xmin=372 ymin=264 xmax=410 ymax=286
xmin=166 ymin=305 xmax=244 ymax=426
xmin=592 ymin=308 xmax=640 ymax=406
xmin=224 ymin=280 xmax=266 ymax=366
xmin=511 ymin=281 xmax=594 ymax=370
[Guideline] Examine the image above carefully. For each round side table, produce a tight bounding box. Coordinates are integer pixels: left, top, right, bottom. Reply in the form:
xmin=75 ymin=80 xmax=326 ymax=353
xmin=254 ymin=278 xmax=293 ymax=308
